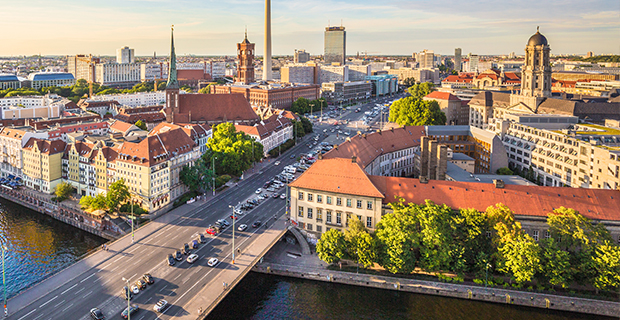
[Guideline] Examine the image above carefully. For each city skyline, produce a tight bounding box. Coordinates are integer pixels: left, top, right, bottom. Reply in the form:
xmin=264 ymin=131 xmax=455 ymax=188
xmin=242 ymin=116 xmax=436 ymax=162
xmin=1 ymin=0 xmax=618 ymax=56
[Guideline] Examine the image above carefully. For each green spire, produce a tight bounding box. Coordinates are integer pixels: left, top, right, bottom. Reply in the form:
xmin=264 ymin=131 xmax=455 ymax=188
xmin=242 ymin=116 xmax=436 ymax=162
xmin=166 ymin=25 xmax=179 ymax=89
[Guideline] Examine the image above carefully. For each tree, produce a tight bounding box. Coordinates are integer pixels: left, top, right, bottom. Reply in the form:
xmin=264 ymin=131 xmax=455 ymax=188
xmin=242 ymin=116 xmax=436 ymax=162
xmin=592 ymin=241 xmax=620 ymax=292
xmin=54 ymin=182 xmax=74 ymax=201
xmin=300 ymin=117 xmax=313 ymax=134
xmin=135 ymin=120 xmax=147 ymax=131
xmin=291 ymin=97 xmax=310 ymax=114
xmin=498 ymin=233 xmax=540 ymax=284
xmin=343 ymin=218 xmax=375 ymax=267
xmin=388 ymin=97 xmax=446 ymax=126
xmin=79 ymin=195 xmax=93 ymax=209
xmin=205 ymin=123 xmax=264 ymax=176
xmin=180 ymin=158 xmax=213 ymax=192
xmin=106 ymin=179 xmax=130 ymax=213
xmin=198 ymin=84 xmax=213 ymax=94
xmin=538 ymin=238 xmax=572 ymax=289
xmin=496 ymin=167 xmax=514 ymax=175
xmin=91 ymin=193 xmax=108 ymax=211
xmin=316 ymin=229 xmax=347 ymax=264
xmin=402 ymin=77 xmax=417 ymax=88
xmin=292 ymin=120 xmax=305 ymax=138
xmin=407 ymin=82 xmax=434 ymax=99
xmin=374 ymin=201 xmax=420 ymax=274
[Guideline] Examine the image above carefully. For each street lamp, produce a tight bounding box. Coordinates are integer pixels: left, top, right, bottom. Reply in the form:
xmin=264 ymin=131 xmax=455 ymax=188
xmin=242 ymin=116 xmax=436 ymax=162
xmin=122 ymin=277 xmax=130 ymax=320
xmin=2 ymin=245 xmax=7 ymax=317
xmin=228 ymin=204 xmax=236 ymax=264
xmin=212 ymin=156 xmax=217 ymax=196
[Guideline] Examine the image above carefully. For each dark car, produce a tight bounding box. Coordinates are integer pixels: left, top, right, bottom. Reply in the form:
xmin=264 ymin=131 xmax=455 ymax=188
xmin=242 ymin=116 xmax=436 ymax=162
xmin=142 ymin=273 xmax=154 ymax=285
xmin=135 ymin=279 xmax=147 ymax=290
xmin=190 ymin=240 xmax=199 ymax=249
xmin=198 ymin=234 xmax=207 ymax=244
xmin=167 ymin=254 xmax=175 ymax=266
xmin=252 ymin=220 xmax=262 ymax=228
xmin=290 ymin=154 xmax=295 ymax=159
xmin=121 ymin=305 xmax=138 ymax=319
xmin=174 ymin=250 xmax=183 ymax=261
xmin=122 ymin=286 xmax=133 ymax=300
xmin=90 ymin=307 xmax=104 ymax=320
xmin=182 ymin=243 xmax=191 ymax=255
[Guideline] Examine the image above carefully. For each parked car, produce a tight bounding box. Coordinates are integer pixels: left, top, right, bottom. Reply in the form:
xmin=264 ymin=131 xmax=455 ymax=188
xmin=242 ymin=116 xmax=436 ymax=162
xmin=218 ymin=219 xmax=230 ymax=226
xmin=208 ymin=257 xmax=219 ymax=267
xmin=135 ymin=279 xmax=146 ymax=290
xmin=90 ymin=307 xmax=104 ymax=320
xmin=174 ymin=250 xmax=183 ymax=261
xmin=121 ymin=305 xmax=139 ymax=319
xmin=274 ymin=161 xmax=280 ymax=166
xmin=154 ymin=299 xmax=169 ymax=313
xmin=252 ymin=221 xmax=262 ymax=228
xmin=167 ymin=254 xmax=175 ymax=266
xmin=238 ymin=224 xmax=247 ymax=231
xmin=272 ymin=193 xmax=279 ymax=199
xmin=182 ymin=243 xmax=191 ymax=255
xmin=280 ymin=193 xmax=286 ymax=199
xmin=198 ymin=234 xmax=207 ymax=243
xmin=230 ymin=214 xmax=238 ymax=220
xmin=130 ymin=285 xmax=140 ymax=295
xmin=142 ymin=273 xmax=154 ymax=285
xmin=206 ymin=227 xmax=218 ymax=235
xmin=186 ymin=253 xmax=199 ymax=264
xmin=122 ymin=286 xmax=133 ymax=300
xmin=255 ymin=188 xmax=262 ymax=194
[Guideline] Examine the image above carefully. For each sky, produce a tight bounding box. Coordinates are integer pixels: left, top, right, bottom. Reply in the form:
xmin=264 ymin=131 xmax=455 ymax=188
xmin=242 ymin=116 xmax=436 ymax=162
xmin=1 ymin=0 xmax=619 ymax=57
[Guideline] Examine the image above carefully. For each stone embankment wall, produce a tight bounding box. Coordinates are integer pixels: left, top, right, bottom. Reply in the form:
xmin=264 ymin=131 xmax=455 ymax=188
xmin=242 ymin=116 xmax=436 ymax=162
xmin=254 ymin=263 xmax=620 ymax=318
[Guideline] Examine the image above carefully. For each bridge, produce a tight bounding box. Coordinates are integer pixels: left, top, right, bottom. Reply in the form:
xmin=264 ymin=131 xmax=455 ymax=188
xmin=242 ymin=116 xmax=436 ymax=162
xmin=6 ymin=143 xmax=310 ymax=320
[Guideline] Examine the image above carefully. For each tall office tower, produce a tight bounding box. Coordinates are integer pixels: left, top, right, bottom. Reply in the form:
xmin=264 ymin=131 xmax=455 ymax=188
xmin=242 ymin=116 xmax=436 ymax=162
xmin=263 ymin=0 xmax=273 ymax=81
xmin=324 ymin=26 xmax=346 ymax=65
xmin=67 ymin=54 xmax=99 ymax=82
xmin=468 ymin=53 xmax=479 ymax=72
xmin=294 ymin=49 xmax=310 ymax=64
xmin=521 ymin=27 xmax=551 ymax=98
xmin=454 ymin=48 xmax=462 ymax=71
xmin=419 ymin=49 xmax=435 ymax=68
xmin=116 ymin=46 xmax=135 ymax=64
xmin=237 ymin=31 xmax=255 ymax=84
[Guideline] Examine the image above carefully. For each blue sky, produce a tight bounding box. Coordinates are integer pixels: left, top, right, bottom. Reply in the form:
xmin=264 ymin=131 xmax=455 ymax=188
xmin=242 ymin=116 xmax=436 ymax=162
xmin=2 ymin=0 xmax=618 ymax=56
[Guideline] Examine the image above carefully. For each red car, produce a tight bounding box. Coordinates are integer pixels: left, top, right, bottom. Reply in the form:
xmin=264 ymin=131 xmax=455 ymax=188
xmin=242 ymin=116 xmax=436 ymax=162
xmin=206 ymin=228 xmax=217 ymax=235
xmin=230 ymin=215 xmax=238 ymax=220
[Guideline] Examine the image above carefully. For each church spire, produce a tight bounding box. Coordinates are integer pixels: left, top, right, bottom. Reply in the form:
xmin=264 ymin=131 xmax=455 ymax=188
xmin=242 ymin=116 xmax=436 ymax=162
xmin=166 ymin=25 xmax=179 ymax=89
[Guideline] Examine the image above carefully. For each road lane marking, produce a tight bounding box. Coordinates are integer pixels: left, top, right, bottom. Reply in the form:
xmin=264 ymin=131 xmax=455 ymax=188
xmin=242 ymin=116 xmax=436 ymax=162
xmin=83 ymin=290 xmax=93 ymax=297
xmin=159 ymin=285 xmax=168 ymax=292
xmin=61 ymin=303 xmax=74 ymax=312
xmin=110 ymin=265 xmax=119 ymax=272
xmin=127 ymin=246 xmax=140 ymax=253
xmin=80 ymin=273 xmax=95 ymax=283
xmin=39 ymin=295 xmax=57 ymax=308
xmin=32 ymin=313 xmax=45 ymax=320
xmin=17 ymin=309 xmax=36 ymax=320
xmin=101 ymin=278 xmax=113 ymax=286
xmin=52 ymin=299 xmax=65 ymax=308
xmin=74 ymin=287 xmax=85 ymax=295
xmin=61 ymin=284 xmax=77 ymax=295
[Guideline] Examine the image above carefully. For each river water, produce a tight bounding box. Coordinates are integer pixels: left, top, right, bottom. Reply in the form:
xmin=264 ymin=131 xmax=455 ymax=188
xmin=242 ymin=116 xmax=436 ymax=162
xmin=0 ymin=199 xmax=105 ymax=299
xmin=0 ymin=198 xmax=614 ymax=319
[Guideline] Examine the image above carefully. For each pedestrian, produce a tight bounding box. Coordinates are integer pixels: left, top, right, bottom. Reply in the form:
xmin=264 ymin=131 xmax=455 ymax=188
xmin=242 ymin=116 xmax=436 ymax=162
xmin=198 ymin=307 xmax=202 ymax=314
xmin=102 ymin=244 xmax=105 ymax=250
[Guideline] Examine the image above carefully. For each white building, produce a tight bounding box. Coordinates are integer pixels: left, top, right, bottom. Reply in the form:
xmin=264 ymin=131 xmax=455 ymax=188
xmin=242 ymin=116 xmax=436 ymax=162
xmin=235 ymin=112 xmax=293 ymax=156
xmin=281 ymin=64 xmax=316 ymax=84
xmin=87 ymin=91 xmax=166 ymax=107
xmin=319 ymin=65 xmax=349 ymax=83
xmin=140 ymin=63 xmax=168 ymax=82
xmin=95 ymin=63 xmax=141 ymax=87
xmin=0 ymin=127 xmax=48 ymax=179
xmin=116 ymin=46 xmax=135 ymax=64
xmin=0 ymin=94 xmax=67 ymax=119
xmin=27 ymin=72 xmax=76 ymax=90
xmin=348 ymin=65 xmax=371 ymax=81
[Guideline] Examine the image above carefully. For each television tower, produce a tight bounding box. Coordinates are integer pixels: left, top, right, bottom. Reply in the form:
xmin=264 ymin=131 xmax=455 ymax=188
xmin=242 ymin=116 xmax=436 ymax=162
xmin=263 ymin=0 xmax=273 ymax=81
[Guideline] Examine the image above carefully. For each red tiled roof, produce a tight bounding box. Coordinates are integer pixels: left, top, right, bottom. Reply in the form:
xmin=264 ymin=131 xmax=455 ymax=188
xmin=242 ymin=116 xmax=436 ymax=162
xmin=323 ymin=126 xmax=425 ymax=169
xmin=369 ymin=176 xmax=620 ymax=222
xmin=443 ymin=75 xmax=473 ymax=83
xmin=118 ymin=127 xmax=196 ymax=167
xmin=23 ymin=138 xmax=66 ymax=155
xmin=289 ymin=158 xmax=385 ymax=198
xmin=109 ymin=120 xmax=134 ymax=134
xmin=176 ymin=93 xmax=259 ymax=123
xmin=425 ymin=91 xmax=461 ymax=101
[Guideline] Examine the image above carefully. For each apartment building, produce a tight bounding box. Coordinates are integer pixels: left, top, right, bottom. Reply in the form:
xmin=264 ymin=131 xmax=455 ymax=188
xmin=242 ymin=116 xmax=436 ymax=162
xmin=0 ymin=127 xmax=48 ymax=179
xmin=321 ymin=81 xmax=372 ymax=103
xmin=88 ymin=91 xmax=166 ymax=108
xmin=235 ymin=112 xmax=293 ymax=156
xmin=21 ymin=139 xmax=66 ymax=193
xmin=95 ymin=63 xmax=141 ymax=87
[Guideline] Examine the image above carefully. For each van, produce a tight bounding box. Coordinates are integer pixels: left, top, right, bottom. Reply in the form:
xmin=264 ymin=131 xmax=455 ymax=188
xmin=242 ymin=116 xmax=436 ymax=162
xmin=285 ymin=167 xmax=296 ymax=174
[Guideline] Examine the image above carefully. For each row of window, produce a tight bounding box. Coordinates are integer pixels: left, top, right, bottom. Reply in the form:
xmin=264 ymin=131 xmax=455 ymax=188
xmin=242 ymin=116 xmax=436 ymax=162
xmin=298 ymin=191 xmax=373 ymax=210
xmin=297 ymin=206 xmax=373 ymax=228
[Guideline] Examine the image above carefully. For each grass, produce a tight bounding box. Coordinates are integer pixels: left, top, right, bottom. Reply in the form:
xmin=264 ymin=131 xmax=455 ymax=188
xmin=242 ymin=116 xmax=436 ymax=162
xmin=578 ymin=124 xmax=620 ymax=135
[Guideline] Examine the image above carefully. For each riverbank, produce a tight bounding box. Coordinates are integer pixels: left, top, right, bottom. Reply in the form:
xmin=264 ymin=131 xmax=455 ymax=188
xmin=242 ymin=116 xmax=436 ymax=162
xmin=254 ymin=240 xmax=620 ymax=318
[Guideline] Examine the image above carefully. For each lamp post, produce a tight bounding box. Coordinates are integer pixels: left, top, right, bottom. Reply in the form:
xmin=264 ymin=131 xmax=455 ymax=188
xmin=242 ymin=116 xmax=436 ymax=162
xmin=212 ymin=156 xmax=217 ymax=196
xmin=2 ymin=245 xmax=7 ymax=317
xmin=130 ymin=198 xmax=134 ymax=243
xmin=229 ymin=204 xmax=236 ymax=264
xmin=122 ymin=277 xmax=130 ymax=320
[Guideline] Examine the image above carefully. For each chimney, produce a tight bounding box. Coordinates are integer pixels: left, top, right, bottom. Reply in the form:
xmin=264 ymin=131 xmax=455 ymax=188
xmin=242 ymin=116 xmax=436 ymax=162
xmin=318 ymin=153 xmax=323 ymax=160
xmin=419 ymin=176 xmax=428 ymax=184
xmin=334 ymin=145 xmax=338 ymax=150
xmin=352 ymin=156 xmax=357 ymax=163
xmin=493 ymin=179 xmax=505 ymax=188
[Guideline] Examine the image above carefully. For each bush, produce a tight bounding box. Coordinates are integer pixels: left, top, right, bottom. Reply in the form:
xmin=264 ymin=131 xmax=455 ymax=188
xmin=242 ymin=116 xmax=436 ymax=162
xmin=268 ymin=139 xmax=295 ymax=157
xmin=119 ymin=203 xmax=149 ymax=216
xmin=173 ymin=191 xmax=200 ymax=208
xmin=473 ymin=279 xmax=484 ymax=285
xmin=215 ymin=175 xmax=231 ymax=188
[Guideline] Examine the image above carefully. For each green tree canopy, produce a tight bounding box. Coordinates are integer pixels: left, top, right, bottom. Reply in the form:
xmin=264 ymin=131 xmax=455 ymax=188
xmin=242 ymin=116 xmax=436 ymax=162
xmin=388 ymin=97 xmax=446 ymax=126
xmin=592 ymin=241 xmax=620 ymax=291
xmin=407 ymin=82 xmax=434 ymax=99
xmin=402 ymin=77 xmax=417 ymax=87
xmin=205 ymin=122 xmax=264 ymax=176
xmin=374 ymin=200 xmax=420 ymax=274
xmin=496 ymin=167 xmax=514 ymax=175
xmin=316 ymin=229 xmax=347 ymax=264
xmin=198 ymin=84 xmax=213 ymax=94
xmin=54 ymin=181 xmax=74 ymax=201
xmin=135 ymin=120 xmax=147 ymax=131
xmin=180 ymin=158 xmax=214 ymax=193
xmin=106 ymin=179 xmax=130 ymax=213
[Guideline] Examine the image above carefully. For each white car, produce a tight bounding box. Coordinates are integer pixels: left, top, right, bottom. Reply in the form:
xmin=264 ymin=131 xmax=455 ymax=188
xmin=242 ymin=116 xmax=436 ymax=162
xmin=274 ymin=161 xmax=280 ymax=166
xmin=238 ymin=224 xmax=247 ymax=231
xmin=208 ymin=257 xmax=219 ymax=267
xmin=186 ymin=253 xmax=199 ymax=264
xmin=280 ymin=193 xmax=286 ymax=199
xmin=154 ymin=299 xmax=168 ymax=312
xmin=255 ymin=188 xmax=262 ymax=194
xmin=130 ymin=285 xmax=140 ymax=295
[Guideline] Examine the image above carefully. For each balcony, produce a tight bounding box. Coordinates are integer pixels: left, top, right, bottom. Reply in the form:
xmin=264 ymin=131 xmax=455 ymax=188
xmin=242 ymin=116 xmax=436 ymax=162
xmin=315 ymin=218 xmax=323 ymax=223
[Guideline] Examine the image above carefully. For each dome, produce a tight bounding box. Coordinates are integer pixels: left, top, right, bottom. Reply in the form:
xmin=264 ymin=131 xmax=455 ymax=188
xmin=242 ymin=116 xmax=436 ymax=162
xmin=527 ymin=29 xmax=548 ymax=46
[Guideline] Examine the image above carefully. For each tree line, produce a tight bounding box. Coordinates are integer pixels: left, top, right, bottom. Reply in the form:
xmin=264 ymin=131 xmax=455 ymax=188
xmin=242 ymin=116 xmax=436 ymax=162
xmin=290 ymin=97 xmax=326 ymax=115
xmin=317 ymin=199 xmax=620 ymax=293
xmin=388 ymin=82 xmax=446 ymax=126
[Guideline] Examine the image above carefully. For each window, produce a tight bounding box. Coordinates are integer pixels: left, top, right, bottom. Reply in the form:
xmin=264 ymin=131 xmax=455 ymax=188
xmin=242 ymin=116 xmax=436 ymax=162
xmin=298 ymin=206 xmax=303 ymax=217
xmin=307 ymin=223 xmax=313 ymax=231
xmin=336 ymin=198 xmax=342 ymax=206
xmin=298 ymin=192 xmax=304 ymax=200
xmin=336 ymin=212 xmax=342 ymax=225
xmin=346 ymin=199 xmax=352 ymax=207
xmin=356 ymin=215 xmax=362 ymax=221
xmin=326 ymin=196 xmax=332 ymax=205
xmin=308 ymin=193 xmax=313 ymax=201
xmin=545 ymin=231 xmax=551 ymax=239
xmin=317 ymin=209 xmax=322 ymax=220
xmin=326 ymin=210 xmax=332 ymax=223
xmin=366 ymin=216 xmax=372 ymax=228
xmin=317 ymin=225 xmax=322 ymax=233
xmin=367 ymin=201 xmax=373 ymax=210
xmin=307 ymin=208 xmax=313 ymax=219
xmin=486 ymin=231 xmax=492 ymax=238
xmin=533 ymin=230 xmax=539 ymax=241
xmin=317 ymin=195 xmax=322 ymax=203
xmin=357 ymin=200 xmax=362 ymax=209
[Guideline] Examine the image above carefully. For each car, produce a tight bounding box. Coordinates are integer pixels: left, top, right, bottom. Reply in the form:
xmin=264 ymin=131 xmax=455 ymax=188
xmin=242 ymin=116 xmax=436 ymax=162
xmin=130 ymin=285 xmax=140 ymax=295
xmin=252 ymin=221 xmax=262 ymax=228
xmin=230 ymin=214 xmax=238 ymax=220
xmin=90 ymin=307 xmax=105 ymax=320
xmin=190 ymin=240 xmax=199 ymax=249
xmin=122 ymin=286 xmax=133 ymax=300
xmin=198 ymin=234 xmax=207 ymax=244
xmin=121 ymin=305 xmax=139 ymax=319
xmin=208 ymin=257 xmax=219 ymax=267
xmin=154 ymin=299 xmax=169 ymax=313
xmin=274 ymin=161 xmax=280 ymax=166
xmin=206 ymin=227 xmax=218 ymax=235
xmin=142 ymin=273 xmax=154 ymax=285
xmin=238 ymin=224 xmax=247 ymax=231
xmin=174 ymin=250 xmax=183 ymax=261
xmin=290 ymin=154 xmax=295 ymax=159
xmin=218 ymin=219 xmax=230 ymax=227
xmin=182 ymin=243 xmax=191 ymax=255
xmin=255 ymin=188 xmax=262 ymax=194
xmin=135 ymin=279 xmax=146 ymax=290
xmin=186 ymin=253 xmax=199 ymax=263
xmin=167 ymin=254 xmax=176 ymax=266
xmin=272 ymin=193 xmax=279 ymax=199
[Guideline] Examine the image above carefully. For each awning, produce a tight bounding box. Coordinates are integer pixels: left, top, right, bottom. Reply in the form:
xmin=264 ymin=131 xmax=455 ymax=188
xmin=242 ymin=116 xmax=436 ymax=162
xmin=7 ymin=175 xmax=15 ymax=180
xmin=15 ymin=177 xmax=21 ymax=181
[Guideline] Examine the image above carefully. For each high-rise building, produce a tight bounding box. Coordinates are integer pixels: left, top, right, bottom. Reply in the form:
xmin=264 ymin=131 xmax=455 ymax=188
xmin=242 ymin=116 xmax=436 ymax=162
xmin=116 ymin=46 xmax=135 ymax=64
xmin=468 ymin=53 xmax=479 ymax=72
xmin=294 ymin=49 xmax=310 ymax=64
xmin=418 ymin=50 xmax=435 ymax=69
xmin=263 ymin=0 xmax=273 ymax=81
xmin=324 ymin=26 xmax=346 ymax=65
xmin=454 ymin=48 xmax=462 ymax=71
xmin=66 ymin=54 xmax=99 ymax=82
xmin=237 ymin=31 xmax=255 ymax=85
xmin=586 ymin=51 xmax=594 ymax=58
